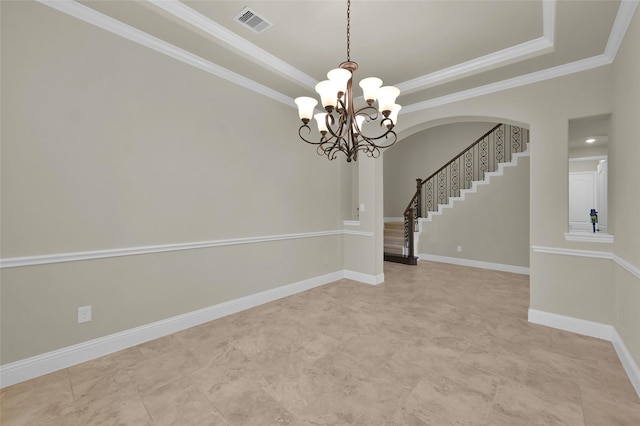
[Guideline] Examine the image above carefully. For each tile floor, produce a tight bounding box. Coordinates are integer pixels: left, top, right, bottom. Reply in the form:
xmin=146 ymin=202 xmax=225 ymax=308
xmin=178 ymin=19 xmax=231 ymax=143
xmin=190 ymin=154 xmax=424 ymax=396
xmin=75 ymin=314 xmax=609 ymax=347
xmin=1 ymin=261 xmax=639 ymax=425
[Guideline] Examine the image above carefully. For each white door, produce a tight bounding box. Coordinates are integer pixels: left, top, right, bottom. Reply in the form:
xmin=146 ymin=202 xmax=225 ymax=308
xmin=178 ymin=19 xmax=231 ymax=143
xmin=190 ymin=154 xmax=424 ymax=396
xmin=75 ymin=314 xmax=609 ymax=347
xmin=569 ymin=172 xmax=597 ymax=232
xmin=597 ymin=160 xmax=608 ymax=233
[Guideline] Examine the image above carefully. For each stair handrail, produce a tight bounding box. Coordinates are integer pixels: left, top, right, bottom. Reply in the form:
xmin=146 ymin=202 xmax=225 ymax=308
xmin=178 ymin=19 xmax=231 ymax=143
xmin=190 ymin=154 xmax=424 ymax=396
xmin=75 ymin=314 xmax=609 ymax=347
xmin=401 ymin=122 xmax=528 ymax=258
xmin=420 ymin=123 xmax=503 ymax=187
xmin=402 ymin=123 xmax=503 ymax=221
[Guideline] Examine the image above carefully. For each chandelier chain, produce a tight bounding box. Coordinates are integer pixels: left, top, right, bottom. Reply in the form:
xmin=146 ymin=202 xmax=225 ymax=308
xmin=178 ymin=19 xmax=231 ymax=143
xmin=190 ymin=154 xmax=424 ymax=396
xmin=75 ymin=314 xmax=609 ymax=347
xmin=346 ymin=0 xmax=351 ymax=61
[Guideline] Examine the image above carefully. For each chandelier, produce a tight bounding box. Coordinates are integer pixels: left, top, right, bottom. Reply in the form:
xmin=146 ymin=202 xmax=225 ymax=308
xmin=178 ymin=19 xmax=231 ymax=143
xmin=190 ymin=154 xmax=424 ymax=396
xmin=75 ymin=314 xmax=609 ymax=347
xmin=294 ymin=0 xmax=401 ymax=162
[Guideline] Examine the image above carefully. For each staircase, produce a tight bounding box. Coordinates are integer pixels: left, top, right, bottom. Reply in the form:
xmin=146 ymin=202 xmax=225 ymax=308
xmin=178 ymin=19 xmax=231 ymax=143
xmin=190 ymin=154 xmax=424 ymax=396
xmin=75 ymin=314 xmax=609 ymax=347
xmin=384 ymin=123 xmax=529 ymax=265
xmin=384 ymin=222 xmax=404 ymax=255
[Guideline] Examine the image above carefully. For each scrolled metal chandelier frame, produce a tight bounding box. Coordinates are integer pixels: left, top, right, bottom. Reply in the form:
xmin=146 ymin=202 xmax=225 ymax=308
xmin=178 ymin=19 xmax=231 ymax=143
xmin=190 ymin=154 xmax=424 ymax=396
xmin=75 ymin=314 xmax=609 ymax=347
xmin=294 ymin=0 xmax=401 ymax=162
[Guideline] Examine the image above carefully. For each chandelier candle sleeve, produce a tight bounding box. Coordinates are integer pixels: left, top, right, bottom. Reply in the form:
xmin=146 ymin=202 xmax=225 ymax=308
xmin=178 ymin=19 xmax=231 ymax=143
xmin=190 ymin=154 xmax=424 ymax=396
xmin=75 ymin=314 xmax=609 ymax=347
xmin=314 ymin=113 xmax=329 ymax=133
xmin=327 ymin=68 xmax=352 ymax=97
xmin=294 ymin=97 xmax=317 ymax=123
xmin=359 ymin=77 xmax=382 ymax=104
xmin=388 ymin=104 xmax=402 ymax=126
xmin=376 ymin=86 xmax=401 ymax=116
xmin=315 ymin=80 xmax=338 ymax=111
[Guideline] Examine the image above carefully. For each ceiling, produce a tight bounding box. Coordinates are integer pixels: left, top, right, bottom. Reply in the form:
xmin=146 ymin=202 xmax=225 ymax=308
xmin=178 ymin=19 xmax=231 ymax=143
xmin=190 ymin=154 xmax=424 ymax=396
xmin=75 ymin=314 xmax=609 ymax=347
xmin=569 ymin=114 xmax=610 ymax=151
xmin=47 ymin=1 xmax=636 ymax=117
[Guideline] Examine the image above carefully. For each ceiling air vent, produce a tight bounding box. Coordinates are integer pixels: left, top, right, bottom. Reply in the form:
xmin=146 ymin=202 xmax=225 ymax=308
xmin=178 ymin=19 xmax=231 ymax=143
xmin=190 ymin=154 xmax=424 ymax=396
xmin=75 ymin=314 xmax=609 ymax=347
xmin=234 ymin=7 xmax=272 ymax=34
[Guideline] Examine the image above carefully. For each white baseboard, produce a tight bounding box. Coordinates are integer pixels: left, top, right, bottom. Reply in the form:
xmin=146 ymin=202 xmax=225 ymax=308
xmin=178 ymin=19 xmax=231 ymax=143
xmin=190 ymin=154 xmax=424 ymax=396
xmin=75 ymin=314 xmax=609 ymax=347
xmin=528 ymin=309 xmax=613 ymax=340
xmin=612 ymin=328 xmax=640 ymax=398
xmin=419 ymin=253 xmax=530 ymax=275
xmin=344 ymin=270 xmax=385 ymax=285
xmin=528 ymin=309 xmax=640 ymax=398
xmin=2 ymin=269 xmax=382 ymax=388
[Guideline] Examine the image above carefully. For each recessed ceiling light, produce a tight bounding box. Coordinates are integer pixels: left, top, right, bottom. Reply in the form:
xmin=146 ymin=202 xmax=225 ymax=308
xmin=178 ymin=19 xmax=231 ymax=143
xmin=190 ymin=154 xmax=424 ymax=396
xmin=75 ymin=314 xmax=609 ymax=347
xmin=585 ymin=138 xmax=596 ymax=144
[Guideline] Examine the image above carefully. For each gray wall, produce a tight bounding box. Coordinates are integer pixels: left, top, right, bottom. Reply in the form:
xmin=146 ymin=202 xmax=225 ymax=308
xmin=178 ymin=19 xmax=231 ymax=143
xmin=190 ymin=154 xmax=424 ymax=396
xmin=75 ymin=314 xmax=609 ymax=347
xmin=610 ymin=7 xmax=640 ymax=366
xmin=419 ymin=155 xmax=530 ymax=268
xmin=0 ymin=1 xmax=348 ymax=363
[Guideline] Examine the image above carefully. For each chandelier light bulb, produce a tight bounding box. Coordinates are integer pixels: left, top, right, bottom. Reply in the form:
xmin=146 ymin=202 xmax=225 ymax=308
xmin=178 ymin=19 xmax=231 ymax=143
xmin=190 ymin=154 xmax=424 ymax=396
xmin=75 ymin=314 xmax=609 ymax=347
xmin=353 ymin=114 xmax=366 ymax=135
xmin=327 ymin=68 xmax=352 ymax=97
xmin=377 ymin=86 xmax=401 ymax=116
xmin=314 ymin=113 xmax=329 ymax=134
xmin=315 ymin=80 xmax=338 ymax=111
xmin=294 ymin=97 xmax=318 ymax=123
xmin=388 ymin=104 xmax=402 ymax=127
xmin=359 ymin=77 xmax=383 ymax=105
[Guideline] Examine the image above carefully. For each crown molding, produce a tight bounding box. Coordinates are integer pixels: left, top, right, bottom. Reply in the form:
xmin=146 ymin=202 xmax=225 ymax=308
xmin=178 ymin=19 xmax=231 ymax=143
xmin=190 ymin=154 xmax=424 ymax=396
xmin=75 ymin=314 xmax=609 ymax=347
xmin=36 ymin=0 xmax=293 ymax=107
xmin=148 ymin=0 xmax=318 ymax=90
xmin=401 ymin=54 xmax=611 ymax=114
xmin=604 ymin=0 xmax=640 ymax=61
xmin=36 ymin=0 xmax=637 ymax=114
xmin=542 ymin=0 xmax=556 ymax=41
xmin=397 ymin=36 xmax=554 ymax=94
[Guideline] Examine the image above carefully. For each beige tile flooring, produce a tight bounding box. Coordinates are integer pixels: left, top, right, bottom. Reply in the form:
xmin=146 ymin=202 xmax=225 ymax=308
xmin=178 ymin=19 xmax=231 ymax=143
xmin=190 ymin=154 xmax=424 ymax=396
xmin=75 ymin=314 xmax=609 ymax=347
xmin=2 ymin=261 xmax=639 ymax=425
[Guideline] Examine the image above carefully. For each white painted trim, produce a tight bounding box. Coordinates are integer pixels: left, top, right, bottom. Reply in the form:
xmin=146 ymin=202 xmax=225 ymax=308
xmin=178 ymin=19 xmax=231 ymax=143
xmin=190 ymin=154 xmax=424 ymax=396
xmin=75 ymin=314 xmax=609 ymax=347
xmin=569 ymin=155 xmax=608 ymax=163
xmin=36 ymin=0 xmax=293 ymax=108
xmin=396 ymin=37 xmax=553 ymax=94
xmin=528 ymin=309 xmax=640 ymax=398
xmin=531 ymin=245 xmax=613 ymax=260
xmin=343 ymin=230 xmax=374 ymax=237
xmin=612 ymin=254 xmax=640 ymax=280
xmin=384 ymin=217 xmax=404 ymax=223
xmin=564 ymin=232 xmax=614 ymax=244
xmin=612 ymin=327 xmax=640 ymax=398
xmin=38 ymin=0 xmax=634 ymax=117
xmin=528 ymin=308 xmax=613 ymax=340
xmin=542 ymin=0 xmax=556 ymax=41
xmin=418 ymin=253 xmax=530 ymax=275
xmin=402 ymin=55 xmax=612 ymax=114
xmin=344 ymin=270 xmax=384 ymax=286
xmin=0 ymin=230 xmax=346 ymax=269
xmin=343 ymin=220 xmax=361 ymax=226
xmin=603 ymin=0 xmax=640 ymax=61
xmin=531 ymin=246 xmax=640 ymax=280
xmin=0 ymin=268 xmax=387 ymax=387
xmin=148 ymin=0 xmax=317 ymax=90
xmin=402 ymin=0 xmax=635 ymax=114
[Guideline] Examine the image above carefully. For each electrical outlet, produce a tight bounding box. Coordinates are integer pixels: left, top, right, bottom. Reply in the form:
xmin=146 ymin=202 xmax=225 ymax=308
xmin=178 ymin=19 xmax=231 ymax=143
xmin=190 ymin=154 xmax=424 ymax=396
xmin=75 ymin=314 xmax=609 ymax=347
xmin=78 ymin=305 xmax=92 ymax=324
xmin=457 ymin=245 xmax=462 ymax=253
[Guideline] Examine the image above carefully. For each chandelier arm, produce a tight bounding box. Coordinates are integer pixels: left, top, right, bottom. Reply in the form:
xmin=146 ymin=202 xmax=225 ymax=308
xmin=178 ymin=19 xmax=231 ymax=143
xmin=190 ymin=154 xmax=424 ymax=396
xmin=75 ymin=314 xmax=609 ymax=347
xmin=298 ymin=125 xmax=331 ymax=146
xmin=323 ymin=112 xmax=349 ymax=141
xmin=354 ymin=105 xmax=380 ymax=119
xmin=359 ymin=131 xmax=398 ymax=149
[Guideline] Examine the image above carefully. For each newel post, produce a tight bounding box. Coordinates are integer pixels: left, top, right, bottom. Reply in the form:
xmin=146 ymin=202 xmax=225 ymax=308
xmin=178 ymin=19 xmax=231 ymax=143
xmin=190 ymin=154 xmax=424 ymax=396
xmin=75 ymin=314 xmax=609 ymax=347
xmin=415 ymin=178 xmax=423 ymax=218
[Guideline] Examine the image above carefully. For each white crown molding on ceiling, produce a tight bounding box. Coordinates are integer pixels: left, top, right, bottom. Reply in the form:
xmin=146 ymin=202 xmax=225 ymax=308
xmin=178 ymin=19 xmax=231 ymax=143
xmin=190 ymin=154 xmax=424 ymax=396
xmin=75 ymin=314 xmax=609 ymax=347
xmin=604 ymin=0 xmax=640 ymax=61
xmin=401 ymin=54 xmax=613 ymax=114
xmin=150 ymin=0 xmax=557 ymax=95
xmin=36 ymin=0 xmax=293 ymax=107
xmin=396 ymin=36 xmax=554 ymax=94
xmin=402 ymin=0 xmax=638 ymax=115
xmin=397 ymin=0 xmax=556 ymax=94
xmin=37 ymin=0 xmax=639 ymax=115
xmin=148 ymin=0 xmax=318 ymax=90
